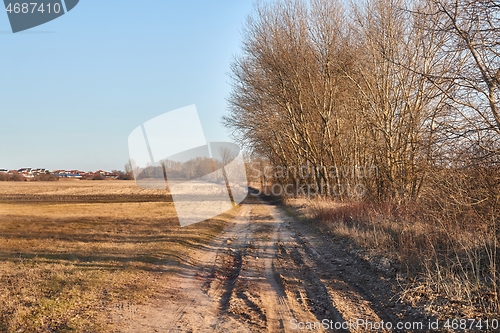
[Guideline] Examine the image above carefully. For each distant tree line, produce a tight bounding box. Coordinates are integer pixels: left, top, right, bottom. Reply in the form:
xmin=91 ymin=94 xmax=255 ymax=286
xmin=132 ymin=157 xmax=222 ymax=181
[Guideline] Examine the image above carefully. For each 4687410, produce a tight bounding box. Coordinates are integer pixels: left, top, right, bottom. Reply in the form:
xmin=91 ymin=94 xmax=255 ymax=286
xmin=6 ymin=2 xmax=61 ymax=14
xmin=443 ymin=318 xmax=499 ymax=331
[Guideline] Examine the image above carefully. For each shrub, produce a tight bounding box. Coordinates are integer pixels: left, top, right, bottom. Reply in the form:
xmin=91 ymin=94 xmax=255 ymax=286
xmin=0 ymin=173 xmax=25 ymax=181
xmin=33 ymin=174 xmax=59 ymax=181
xmin=116 ymin=171 xmax=133 ymax=180
xmin=90 ymin=174 xmax=105 ymax=180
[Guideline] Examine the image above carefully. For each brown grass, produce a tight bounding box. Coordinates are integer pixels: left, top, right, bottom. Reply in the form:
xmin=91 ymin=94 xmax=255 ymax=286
xmin=285 ymin=196 xmax=499 ymax=320
xmin=0 ymin=181 xmax=236 ymax=332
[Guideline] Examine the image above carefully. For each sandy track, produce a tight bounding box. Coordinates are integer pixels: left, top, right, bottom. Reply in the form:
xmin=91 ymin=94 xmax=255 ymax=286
xmin=113 ymin=197 xmax=430 ymax=332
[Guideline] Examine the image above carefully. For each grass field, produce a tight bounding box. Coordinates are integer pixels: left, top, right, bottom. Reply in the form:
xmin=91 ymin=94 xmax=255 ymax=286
xmin=0 ymin=180 xmax=235 ymax=332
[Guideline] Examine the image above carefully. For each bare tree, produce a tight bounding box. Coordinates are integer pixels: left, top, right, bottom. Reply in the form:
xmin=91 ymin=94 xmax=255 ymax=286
xmin=422 ymin=0 xmax=500 ymax=146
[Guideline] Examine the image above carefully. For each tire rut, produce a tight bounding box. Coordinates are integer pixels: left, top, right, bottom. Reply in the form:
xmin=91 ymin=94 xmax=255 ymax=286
xmin=114 ymin=197 xmax=431 ymax=332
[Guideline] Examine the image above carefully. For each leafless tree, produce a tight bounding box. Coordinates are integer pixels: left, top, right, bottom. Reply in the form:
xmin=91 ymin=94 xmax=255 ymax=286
xmin=420 ymin=0 xmax=500 ymax=149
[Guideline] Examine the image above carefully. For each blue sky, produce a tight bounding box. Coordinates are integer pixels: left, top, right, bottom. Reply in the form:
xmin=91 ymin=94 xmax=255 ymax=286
xmin=0 ymin=1 xmax=254 ymax=171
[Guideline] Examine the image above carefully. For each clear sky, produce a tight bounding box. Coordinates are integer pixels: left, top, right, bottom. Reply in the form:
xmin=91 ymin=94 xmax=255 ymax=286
xmin=0 ymin=1 xmax=254 ymax=171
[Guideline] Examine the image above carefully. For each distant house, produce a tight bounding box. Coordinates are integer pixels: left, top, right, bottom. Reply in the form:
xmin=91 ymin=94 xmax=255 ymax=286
xmin=18 ymin=168 xmax=34 ymax=178
xmin=31 ymin=168 xmax=49 ymax=176
xmin=51 ymin=170 xmax=86 ymax=178
xmin=5 ymin=167 xmax=124 ymax=180
xmin=86 ymin=170 xmax=118 ymax=179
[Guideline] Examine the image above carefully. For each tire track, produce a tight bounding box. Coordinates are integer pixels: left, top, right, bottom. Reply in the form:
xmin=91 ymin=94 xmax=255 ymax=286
xmin=114 ymin=197 xmax=430 ymax=332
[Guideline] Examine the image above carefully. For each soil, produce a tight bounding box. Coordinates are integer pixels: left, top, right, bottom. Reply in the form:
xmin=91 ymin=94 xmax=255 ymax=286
xmin=112 ymin=196 xmax=432 ymax=332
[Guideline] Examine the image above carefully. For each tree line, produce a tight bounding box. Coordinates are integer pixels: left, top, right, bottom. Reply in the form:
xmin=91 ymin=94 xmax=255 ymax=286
xmin=224 ymin=0 xmax=499 ymax=203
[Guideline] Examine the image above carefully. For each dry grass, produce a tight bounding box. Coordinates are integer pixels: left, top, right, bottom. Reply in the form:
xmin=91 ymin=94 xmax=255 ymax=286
xmin=285 ymin=196 xmax=499 ymax=320
xmin=0 ymin=179 xmax=160 ymax=196
xmin=0 ymin=180 xmax=236 ymax=332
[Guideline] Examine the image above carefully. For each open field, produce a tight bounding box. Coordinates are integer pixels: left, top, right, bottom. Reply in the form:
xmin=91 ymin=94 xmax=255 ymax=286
xmin=0 ymin=180 xmax=235 ymax=332
xmin=0 ymin=180 xmax=168 ymax=203
xmin=5 ymin=180 xmax=491 ymax=332
xmin=0 ymin=181 xmax=434 ymax=333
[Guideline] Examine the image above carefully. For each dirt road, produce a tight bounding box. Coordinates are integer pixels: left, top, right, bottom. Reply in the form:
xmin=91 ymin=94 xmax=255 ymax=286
xmin=113 ymin=196 xmax=430 ymax=332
